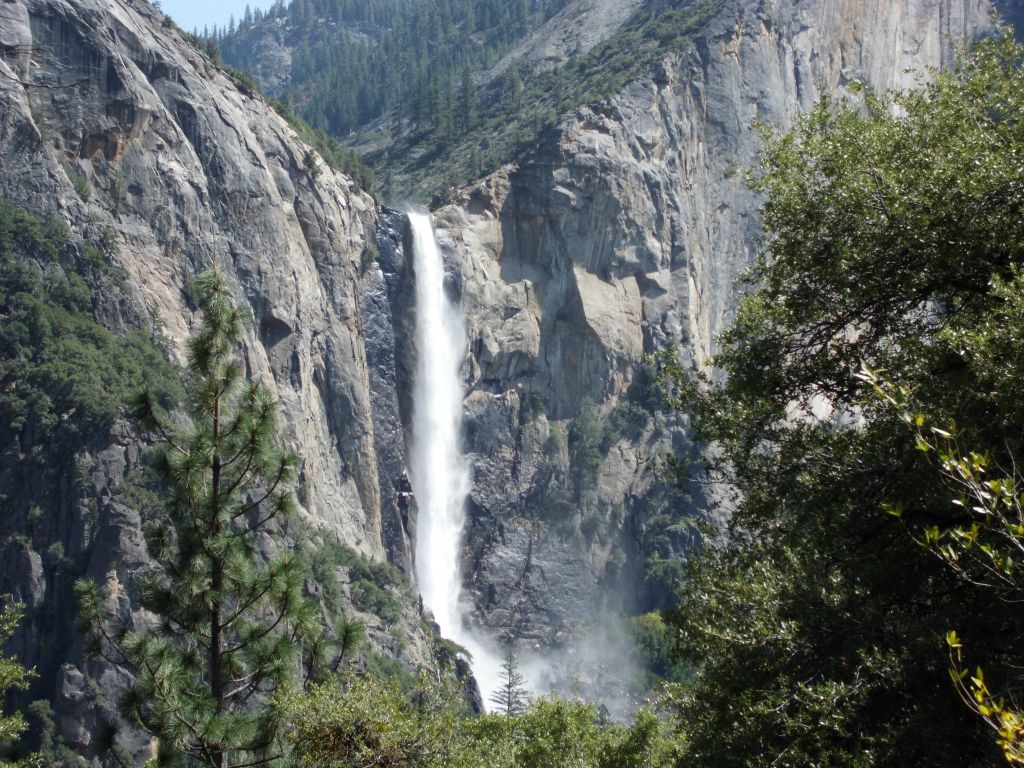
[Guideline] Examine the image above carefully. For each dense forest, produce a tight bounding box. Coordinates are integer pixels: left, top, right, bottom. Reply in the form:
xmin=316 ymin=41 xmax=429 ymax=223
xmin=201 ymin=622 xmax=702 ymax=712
xmin=211 ymin=0 xmax=725 ymax=200
xmin=217 ymin=0 xmax=571 ymax=137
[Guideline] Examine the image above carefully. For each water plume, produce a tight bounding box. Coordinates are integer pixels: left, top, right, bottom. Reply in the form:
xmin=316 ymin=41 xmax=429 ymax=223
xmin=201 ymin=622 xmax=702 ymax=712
xmin=407 ymin=212 xmax=503 ymax=706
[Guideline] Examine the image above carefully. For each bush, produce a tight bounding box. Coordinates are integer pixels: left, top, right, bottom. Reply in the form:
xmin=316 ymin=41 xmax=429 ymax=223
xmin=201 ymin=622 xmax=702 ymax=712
xmin=600 ymin=400 xmax=651 ymax=452
xmin=287 ymin=673 xmax=675 ymax=768
xmin=569 ymin=399 xmax=601 ymax=500
xmin=520 ymin=391 xmax=546 ymax=422
xmin=307 ymin=537 xmax=407 ymax=624
xmin=0 ymin=201 xmax=183 ymax=461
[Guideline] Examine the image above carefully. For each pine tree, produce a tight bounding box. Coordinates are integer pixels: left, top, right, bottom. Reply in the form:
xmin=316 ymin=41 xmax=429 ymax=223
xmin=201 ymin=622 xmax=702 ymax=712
xmin=76 ymin=269 xmax=318 ymax=768
xmin=0 ymin=603 xmax=36 ymax=767
xmin=489 ymin=648 xmax=528 ymax=715
xmin=459 ymin=66 xmax=475 ymax=135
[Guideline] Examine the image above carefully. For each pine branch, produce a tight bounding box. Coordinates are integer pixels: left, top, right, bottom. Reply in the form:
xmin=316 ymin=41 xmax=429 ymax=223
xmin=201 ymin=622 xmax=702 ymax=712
xmin=232 ymin=461 xmax=289 ymax=520
xmin=228 ymin=751 xmax=285 ymax=768
xmin=223 ymin=609 xmax=288 ymax=658
xmin=219 ymin=580 xmax=273 ymax=629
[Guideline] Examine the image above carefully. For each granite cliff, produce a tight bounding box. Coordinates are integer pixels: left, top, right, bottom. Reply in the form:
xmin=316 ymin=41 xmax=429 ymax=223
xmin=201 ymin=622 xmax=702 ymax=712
xmin=0 ymin=0 xmax=438 ymax=757
xmin=0 ymin=0 xmax=1018 ymax=756
xmin=432 ymin=0 xmax=1013 ymax=696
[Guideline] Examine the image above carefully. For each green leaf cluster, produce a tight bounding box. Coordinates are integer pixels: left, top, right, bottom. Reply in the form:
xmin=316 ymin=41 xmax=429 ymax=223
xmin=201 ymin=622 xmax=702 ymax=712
xmin=569 ymin=398 xmax=602 ymax=501
xmin=663 ymin=33 xmax=1024 ymax=767
xmin=0 ymin=202 xmax=182 ymax=462
xmin=306 ymin=537 xmax=408 ymax=624
xmin=287 ymin=671 xmax=674 ymax=768
xmin=0 ymin=604 xmax=37 ymax=768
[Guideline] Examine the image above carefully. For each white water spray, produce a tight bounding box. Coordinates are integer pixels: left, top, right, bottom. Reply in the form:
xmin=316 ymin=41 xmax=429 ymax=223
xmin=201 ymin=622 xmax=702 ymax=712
xmin=407 ymin=212 xmax=503 ymax=706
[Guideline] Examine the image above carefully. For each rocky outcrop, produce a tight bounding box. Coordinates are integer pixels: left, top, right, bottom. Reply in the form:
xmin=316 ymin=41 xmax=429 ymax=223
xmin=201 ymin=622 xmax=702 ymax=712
xmin=435 ymin=0 xmax=1011 ymax=692
xmin=0 ymin=0 xmax=430 ymax=756
xmin=482 ymin=0 xmax=647 ymax=83
xmin=0 ymin=0 xmax=399 ymax=555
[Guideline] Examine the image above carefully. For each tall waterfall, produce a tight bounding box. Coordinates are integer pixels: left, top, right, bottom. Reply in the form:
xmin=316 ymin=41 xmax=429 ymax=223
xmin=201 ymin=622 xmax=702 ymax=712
xmin=407 ymin=212 xmax=502 ymax=705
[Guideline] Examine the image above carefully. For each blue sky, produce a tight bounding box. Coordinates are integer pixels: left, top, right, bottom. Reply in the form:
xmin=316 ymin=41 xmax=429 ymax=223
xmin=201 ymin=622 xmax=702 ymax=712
xmin=160 ymin=0 xmax=275 ymax=34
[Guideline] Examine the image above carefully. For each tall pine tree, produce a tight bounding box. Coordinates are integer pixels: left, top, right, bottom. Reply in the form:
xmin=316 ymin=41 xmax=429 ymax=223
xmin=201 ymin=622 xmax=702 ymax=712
xmin=489 ymin=648 xmax=528 ymax=715
xmin=0 ymin=604 xmax=35 ymax=767
xmin=77 ymin=269 xmax=317 ymax=768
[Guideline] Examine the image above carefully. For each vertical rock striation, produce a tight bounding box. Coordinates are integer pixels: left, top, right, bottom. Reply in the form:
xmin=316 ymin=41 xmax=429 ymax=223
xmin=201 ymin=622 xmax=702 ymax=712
xmin=0 ymin=0 xmax=425 ymax=755
xmin=433 ymin=0 xmax=1009 ymax=691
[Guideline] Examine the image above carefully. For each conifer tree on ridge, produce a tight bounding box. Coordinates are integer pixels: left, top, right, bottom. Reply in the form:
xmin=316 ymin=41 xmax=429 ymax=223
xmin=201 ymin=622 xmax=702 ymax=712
xmin=76 ymin=269 xmax=317 ymax=768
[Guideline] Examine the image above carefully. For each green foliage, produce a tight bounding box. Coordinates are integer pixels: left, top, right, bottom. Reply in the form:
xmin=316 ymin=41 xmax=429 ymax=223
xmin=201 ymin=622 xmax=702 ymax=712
xmin=363 ymin=653 xmax=419 ymax=696
xmin=488 ymin=649 xmax=528 ymax=716
xmin=0 ymin=604 xmax=36 ymax=767
xmin=287 ymin=671 xmax=674 ymax=768
xmin=629 ymin=612 xmax=685 ymax=685
xmin=303 ymin=150 xmax=322 ymax=182
xmin=600 ymin=399 xmax=651 ymax=451
xmin=287 ymin=671 xmax=461 ymax=767
xmin=69 ymin=174 xmax=91 ymax=202
xmin=76 ymin=269 xmax=318 ymax=767
xmin=0 ymin=201 xmax=182 ymax=464
xmin=349 ymin=581 xmax=402 ymax=625
xmin=222 ymin=65 xmax=262 ymax=96
xmin=334 ymin=615 xmax=366 ymax=666
xmin=519 ymin=391 xmax=546 ymax=423
xmin=25 ymin=701 xmax=81 ymax=768
xmin=569 ymin=398 xmax=601 ymax=501
xmin=220 ymin=0 xmax=572 ymax=140
xmin=306 ymin=537 xmax=407 ymax=624
xmin=664 ymin=33 xmax=1024 ymax=767
xmin=546 ymin=423 xmax=565 ymax=455
xmin=864 ymin=362 xmax=1024 ymax=763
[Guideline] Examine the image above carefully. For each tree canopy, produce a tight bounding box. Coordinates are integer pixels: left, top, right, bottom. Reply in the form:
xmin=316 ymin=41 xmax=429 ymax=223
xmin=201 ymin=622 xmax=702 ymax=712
xmin=662 ymin=32 xmax=1024 ymax=767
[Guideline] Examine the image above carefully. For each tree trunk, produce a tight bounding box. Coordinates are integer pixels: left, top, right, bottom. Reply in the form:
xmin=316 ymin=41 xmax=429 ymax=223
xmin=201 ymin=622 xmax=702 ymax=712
xmin=210 ymin=393 xmax=226 ymax=768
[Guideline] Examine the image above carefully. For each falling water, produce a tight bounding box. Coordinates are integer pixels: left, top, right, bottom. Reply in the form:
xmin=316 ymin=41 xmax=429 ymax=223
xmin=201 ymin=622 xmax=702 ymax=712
xmin=407 ymin=212 xmax=503 ymax=706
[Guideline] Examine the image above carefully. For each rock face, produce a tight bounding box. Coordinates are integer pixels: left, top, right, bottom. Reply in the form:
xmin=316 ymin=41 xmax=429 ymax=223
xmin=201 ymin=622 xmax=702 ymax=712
xmin=482 ymin=0 xmax=647 ymax=83
xmin=0 ymin=0 xmax=431 ymax=756
xmin=434 ymin=0 xmax=1011 ymax=694
xmin=0 ymin=0 xmax=403 ymax=556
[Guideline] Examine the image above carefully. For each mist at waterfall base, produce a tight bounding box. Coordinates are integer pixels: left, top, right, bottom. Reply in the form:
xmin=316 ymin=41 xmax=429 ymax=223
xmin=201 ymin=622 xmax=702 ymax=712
xmin=407 ymin=213 xmax=505 ymax=706
xmin=406 ymin=213 xmax=645 ymax=716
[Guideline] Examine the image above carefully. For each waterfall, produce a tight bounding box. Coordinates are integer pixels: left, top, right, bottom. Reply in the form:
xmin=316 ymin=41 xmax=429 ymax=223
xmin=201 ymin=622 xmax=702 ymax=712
xmin=407 ymin=212 xmax=502 ymax=706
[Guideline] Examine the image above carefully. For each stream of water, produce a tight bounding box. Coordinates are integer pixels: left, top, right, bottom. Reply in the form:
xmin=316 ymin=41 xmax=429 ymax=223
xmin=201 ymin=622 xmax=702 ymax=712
xmin=407 ymin=212 xmax=503 ymax=707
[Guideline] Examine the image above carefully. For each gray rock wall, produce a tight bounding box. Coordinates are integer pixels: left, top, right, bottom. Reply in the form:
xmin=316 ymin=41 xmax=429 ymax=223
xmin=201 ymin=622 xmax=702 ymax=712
xmin=1 ymin=0 xmax=398 ymax=556
xmin=435 ymin=0 xmax=1008 ymax=686
xmin=0 ymin=0 xmax=429 ymax=756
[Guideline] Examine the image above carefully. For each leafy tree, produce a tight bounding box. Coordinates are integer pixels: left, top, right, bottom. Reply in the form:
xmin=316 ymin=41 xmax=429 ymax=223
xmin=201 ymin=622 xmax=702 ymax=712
xmin=862 ymin=361 xmax=1024 ymax=763
xmin=287 ymin=671 xmax=461 ymax=768
xmin=76 ymin=269 xmax=318 ymax=768
xmin=489 ymin=649 xmax=528 ymax=716
xmin=662 ymin=33 xmax=1024 ymax=767
xmin=630 ymin=612 xmax=685 ymax=685
xmin=569 ymin=398 xmax=601 ymax=502
xmin=0 ymin=604 xmax=36 ymax=768
xmin=288 ymin=672 xmax=673 ymax=768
